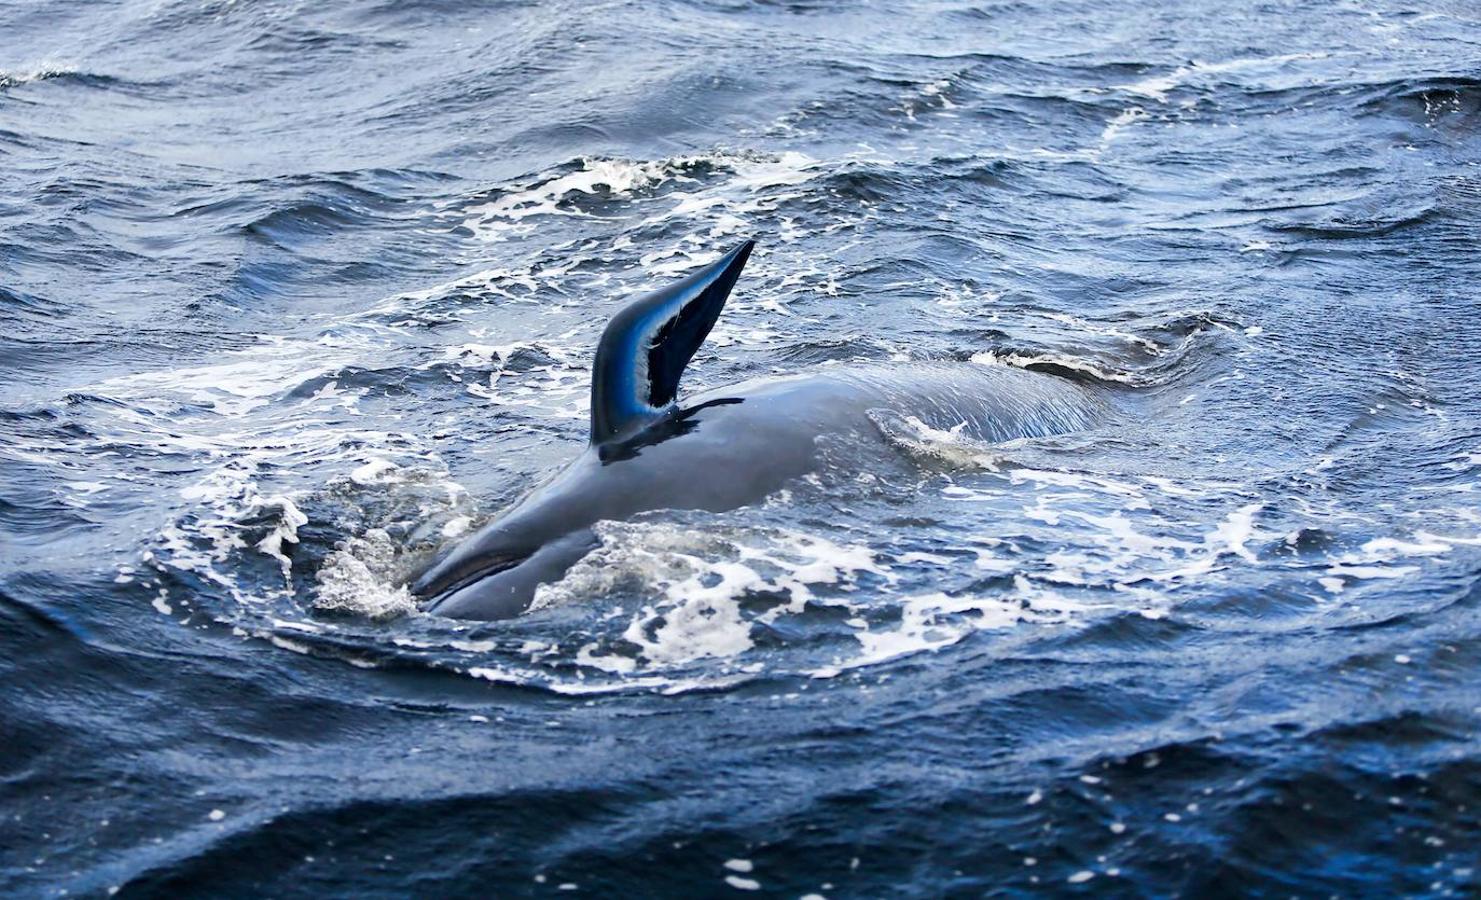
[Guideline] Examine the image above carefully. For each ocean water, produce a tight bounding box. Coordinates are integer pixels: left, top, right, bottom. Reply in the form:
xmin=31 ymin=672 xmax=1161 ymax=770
xmin=3 ymin=0 xmax=1481 ymax=894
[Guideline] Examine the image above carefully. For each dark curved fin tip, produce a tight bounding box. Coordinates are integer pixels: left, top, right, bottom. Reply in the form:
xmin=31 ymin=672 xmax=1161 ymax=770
xmin=589 ymin=240 xmax=755 ymax=444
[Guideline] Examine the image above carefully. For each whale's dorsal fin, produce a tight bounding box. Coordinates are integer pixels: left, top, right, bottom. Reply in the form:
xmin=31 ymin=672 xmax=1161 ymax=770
xmin=589 ymin=240 xmax=754 ymax=444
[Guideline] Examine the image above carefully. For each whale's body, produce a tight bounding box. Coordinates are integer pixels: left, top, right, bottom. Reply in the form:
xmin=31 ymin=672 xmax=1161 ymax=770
xmin=412 ymin=242 xmax=1107 ymax=620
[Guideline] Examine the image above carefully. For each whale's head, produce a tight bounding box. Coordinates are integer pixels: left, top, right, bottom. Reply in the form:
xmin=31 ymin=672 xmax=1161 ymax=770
xmin=409 ymin=445 xmax=613 ymax=619
xmin=410 ymin=517 xmax=600 ymax=621
xmin=409 ymin=241 xmax=755 ymax=620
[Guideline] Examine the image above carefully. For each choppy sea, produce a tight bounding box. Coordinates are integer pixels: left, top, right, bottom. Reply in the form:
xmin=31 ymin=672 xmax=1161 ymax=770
xmin=3 ymin=0 xmax=1481 ymax=894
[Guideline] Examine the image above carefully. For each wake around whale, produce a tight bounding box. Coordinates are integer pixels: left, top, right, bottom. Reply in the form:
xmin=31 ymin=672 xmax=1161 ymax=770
xmin=411 ymin=241 xmax=1109 ymax=620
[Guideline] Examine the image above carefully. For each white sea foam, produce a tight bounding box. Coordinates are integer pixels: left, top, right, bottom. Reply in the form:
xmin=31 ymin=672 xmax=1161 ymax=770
xmin=537 ymin=522 xmax=892 ymax=675
xmin=255 ymin=496 xmax=308 ymax=584
xmin=1117 ymin=53 xmax=1333 ymax=103
xmin=969 ymin=350 xmax=1141 ymax=384
xmin=440 ymin=340 xmax=589 ymax=419
xmin=315 ymin=529 xmax=418 ymax=619
xmin=821 ymin=582 xmax=1071 ymax=676
xmin=508 ymin=506 xmax=1184 ymax=686
xmin=895 ymin=76 xmax=959 ymax=121
xmin=99 ymin=335 xmax=359 ymax=417
xmin=115 ymin=345 xmax=464 ymax=623
xmin=470 ymin=158 xmax=680 ymax=223
xmin=1099 ymin=106 xmax=1148 ymax=148
xmin=0 ymin=62 xmax=79 ymax=88
xmin=462 ymin=151 xmax=821 ymax=245
xmin=871 ymin=410 xmax=1000 ymax=469
xmin=1315 ymin=530 xmax=1461 ymax=593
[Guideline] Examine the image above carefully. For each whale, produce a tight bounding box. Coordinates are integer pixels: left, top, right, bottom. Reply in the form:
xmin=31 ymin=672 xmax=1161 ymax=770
xmin=411 ymin=240 xmax=1109 ymax=620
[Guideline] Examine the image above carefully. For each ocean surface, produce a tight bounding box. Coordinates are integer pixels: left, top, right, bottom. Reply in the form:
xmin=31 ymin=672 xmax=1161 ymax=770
xmin=4 ymin=0 xmax=1481 ymax=894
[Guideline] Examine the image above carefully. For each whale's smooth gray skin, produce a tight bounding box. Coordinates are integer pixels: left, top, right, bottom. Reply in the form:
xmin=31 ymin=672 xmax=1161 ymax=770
xmin=412 ymin=240 xmax=1108 ymax=620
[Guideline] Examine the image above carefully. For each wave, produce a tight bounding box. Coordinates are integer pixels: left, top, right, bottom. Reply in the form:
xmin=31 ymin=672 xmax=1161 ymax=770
xmin=0 ymin=65 xmax=107 ymax=90
xmin=0 ymin=285 xmax=68 ymax=321
xmin=1267 ymin=189 xmax=1440 ymax=240
xmin=963 ymin=309 xmax=1248 ymax=392
xmin=1357 ymin=73 xmax=1481 ymax=118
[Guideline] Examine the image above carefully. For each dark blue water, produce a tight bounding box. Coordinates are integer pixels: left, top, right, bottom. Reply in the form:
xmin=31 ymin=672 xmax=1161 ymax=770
xmin=4 ymin=0 xmax=1481 ymax=894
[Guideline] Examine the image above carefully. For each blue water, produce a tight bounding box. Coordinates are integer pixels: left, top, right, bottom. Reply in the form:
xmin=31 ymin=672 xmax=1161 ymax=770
xmin=4 ymin=0 xmax=1481 ymax=894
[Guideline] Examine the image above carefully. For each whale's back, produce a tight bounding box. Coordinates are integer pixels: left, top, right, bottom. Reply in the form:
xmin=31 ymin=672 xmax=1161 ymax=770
xmin=683 ymin=362 xmax=1109 ymax=454
xmin=830 ymin=362 xmax=1110 ymax=443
